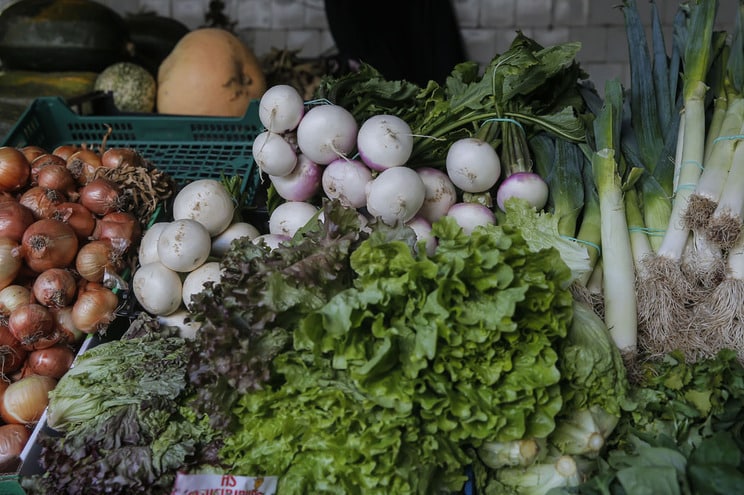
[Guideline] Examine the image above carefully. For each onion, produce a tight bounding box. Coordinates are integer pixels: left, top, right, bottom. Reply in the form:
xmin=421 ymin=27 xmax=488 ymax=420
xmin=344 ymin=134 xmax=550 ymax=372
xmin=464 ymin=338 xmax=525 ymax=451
xmin=0 ymin=423 xmax=31 ymax=472
xmin=75 ymin=239 xmax=125 ymax=283
xmin=30 ymin=153 xmax=67 ymax=183
xmin=66 ymin=148 xmax=102 ymax=185
xmin=101 ymin=147 xmax=145 ymax=169
xmin=0 ymin=200 xmax=35 ymax=242
xmin=32 ymin=268 xmax=77 ymax=308
xmin=52 ymin=144 xmax=79 ymax=161
xmin=22 ymin=343 xmax=75 ymax=379
xmin=19 ymin=186 xmax=66 ymax=219
xmin=0 ymin=285 xmax=32 ymax=320
xmin=8 ymin=303 xmax=58 ymax=350
xmin=21 ymin=145 xmax=47 ymax=162
xmin=0 ymin=374 xmax=57 ymax=425
xmin=0 ymin=237 xmax=22 ymax=291
xmin=36 ymin=164 xmax=78 ymax=199
xmin=79 ymin=177 xmax=123 ymax=216
xmin=50 ymin=306 xmax=84 ymax=344
xmin=0 ymin=147 xmax=30 ymax=192
xmin=0 ymin=323 xmax=28 ymax=373
xmin=71 ymin=282 xmax=118 ymax=334
xmin=50 ymin=202 xmax=96 ymax=242
xmin=21 ymin=218 xmax=79 ymax=273
xmin=92 ymin=211 xmax=141 ymax=250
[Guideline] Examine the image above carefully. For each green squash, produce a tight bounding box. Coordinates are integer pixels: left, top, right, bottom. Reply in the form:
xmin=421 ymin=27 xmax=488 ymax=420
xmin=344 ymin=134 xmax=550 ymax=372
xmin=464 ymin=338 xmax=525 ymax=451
xmin=94 ymin=62 xmax=156 ymax=113
xmin=0 ymin=0 xmax=130 ymax=72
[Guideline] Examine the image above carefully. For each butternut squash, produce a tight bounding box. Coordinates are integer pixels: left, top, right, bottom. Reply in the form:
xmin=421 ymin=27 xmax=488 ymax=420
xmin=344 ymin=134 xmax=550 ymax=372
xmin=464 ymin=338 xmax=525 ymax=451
xmin=156 ymin=28 xmax=267 ymax=117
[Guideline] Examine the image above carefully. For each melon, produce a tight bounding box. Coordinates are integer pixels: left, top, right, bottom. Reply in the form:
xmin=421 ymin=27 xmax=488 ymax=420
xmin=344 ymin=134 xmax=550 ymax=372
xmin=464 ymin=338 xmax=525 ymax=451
xmin=94 ymin=62 xmax=157 ymax=113
xmin=156 ymin=28 xmax=266 ymax=117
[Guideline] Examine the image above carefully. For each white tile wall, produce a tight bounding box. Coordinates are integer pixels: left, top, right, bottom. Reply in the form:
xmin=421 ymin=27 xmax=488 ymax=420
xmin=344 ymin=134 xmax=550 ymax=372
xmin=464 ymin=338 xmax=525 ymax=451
xmin=0 ymin=0 xmax=739 ymax=90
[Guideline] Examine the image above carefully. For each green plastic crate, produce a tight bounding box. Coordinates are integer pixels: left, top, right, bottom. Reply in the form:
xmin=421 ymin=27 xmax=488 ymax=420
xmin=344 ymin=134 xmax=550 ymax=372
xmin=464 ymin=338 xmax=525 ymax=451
xmin=1 ymin=96 xmax=263 ymax=203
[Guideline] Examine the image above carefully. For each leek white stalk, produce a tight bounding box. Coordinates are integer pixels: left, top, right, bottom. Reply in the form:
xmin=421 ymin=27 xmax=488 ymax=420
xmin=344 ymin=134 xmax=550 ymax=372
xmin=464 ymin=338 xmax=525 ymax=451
xmin=706 ymin=137 xmax=744 ymax=249
xmin=684 ymin=91 xmax=744 ymax=230
xmin=591 ymin=81 xmax=637 ymax=356
xmin=593 ymin=147 xmax=637 ymax=354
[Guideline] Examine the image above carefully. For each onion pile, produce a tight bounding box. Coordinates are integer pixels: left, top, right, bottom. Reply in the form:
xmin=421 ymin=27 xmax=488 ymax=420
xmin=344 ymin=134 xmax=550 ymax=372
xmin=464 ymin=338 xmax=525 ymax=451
xmin=0 ymin=142 xmax=175 ymax=464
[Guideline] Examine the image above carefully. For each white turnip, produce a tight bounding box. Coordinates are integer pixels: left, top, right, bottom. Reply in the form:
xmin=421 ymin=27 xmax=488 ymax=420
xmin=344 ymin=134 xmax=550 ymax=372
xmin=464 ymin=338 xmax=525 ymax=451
xmin=406 ymin=216 xmax=437 ymax=256
xmin=496 ymin=172 xmax=549 ymax=212
xmin=210 ymin=221 xmax=261 ymax=257
xmin=172 ymin=179 xmax=235 ymax=236
xmin=322 ymin=158 xmax=373 ymax=208
xmin=269 ymin=154 xmax=322 ymax=202
xmin=416 ymin=167 xmax=458 ymax=224
xmin=157 ymin=219 xmax=212 ymax=273
xmin=268 ymin=201 xmax=319 ymax=237
xmin=258 ymin=84 xmax=305 ymax=133
xmin=356 ymin=114 xmax=413 ymax=170
xmin=182 ymin=261 xmax=222 ymax=310
xmin=446 ymin=202 xmax=496 ymax=235
xmin=366 ymin=166 xmax=426 ymax=225
xmin=253 ymin=233 xmax=291 ymax=250
xmin=296 ymin=104 xmax=358 ymax=164
xmin=252 ymin=130 xmax=298 ymax=177
xmin=445 ymin=137 xmax=501 ymax=193
xmin=132 ymin=261 xmax=182 ymax=316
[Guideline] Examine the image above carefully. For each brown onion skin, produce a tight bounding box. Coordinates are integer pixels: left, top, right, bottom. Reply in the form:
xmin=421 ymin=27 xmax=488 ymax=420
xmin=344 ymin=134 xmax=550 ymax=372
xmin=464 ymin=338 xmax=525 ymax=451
xmin=21 ymin=343 xmax=75 ymax=379
xmin=8 ymin=303 xmax=57 ymax=351
xmin=67 ymin=148 xmax=102 ymax=185
xmin=29 ymin=153 xmax=66 ymax=184
xmin=50 ymin=202 xmax=96 ymax=243
xmin=75 ymin=239 xmax=124 ymax=283
xmin=32 ymin=268 xmax=77 ymax=308
xmin=79 ymin=177 xmax=122 ymax=216
xmin=0 ymin=374 xmax=57 ymax=425
xmin=52 ymin=145 xmax=79 ymax=161
xmin=18 ymin=186 xmax=66 ymax=220
xmin=49 ymin=306 xmax=84 ymax=344
xmin=101 ymin=147 xmax=145 ymax=169
xmin=0 ymin=147 xmax=30 ymax=193
xmin=0 ymin=201 xmax=34 ymax=243
xmin=21 ymin=218 xmax=79 ymax=273
xmin=0 ymin=423 xmax=31 ymax=472
xmin=0 ymin=323 xmax=28 ymax=373
xmin=0 ymin=237 xmax=22 ymax=292
xmin=72 ymin=282 xmax=118 ymax=334
xmin=92 ymin=211 xmax=141 ymax=250
xmin=20 ymin=145 xmax=47 ymax=163
xmin=35 ymin=164 xmax=78 ymax=200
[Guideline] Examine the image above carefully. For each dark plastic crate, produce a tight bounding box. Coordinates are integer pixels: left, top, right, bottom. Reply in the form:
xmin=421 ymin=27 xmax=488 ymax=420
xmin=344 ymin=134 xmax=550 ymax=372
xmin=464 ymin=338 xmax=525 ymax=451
xmin=1 ymin=96 xmax=263 ymax=203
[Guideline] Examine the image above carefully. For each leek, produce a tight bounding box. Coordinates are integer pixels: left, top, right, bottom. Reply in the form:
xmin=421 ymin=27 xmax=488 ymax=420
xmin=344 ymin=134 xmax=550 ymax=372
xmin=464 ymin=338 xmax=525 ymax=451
xmin=637 ymin=0 xmax=719 ymax=356
xmin=591 ymin=79 xmax=637 ymax=356
xmin=706 ymin=1 xmax=744 ymax=249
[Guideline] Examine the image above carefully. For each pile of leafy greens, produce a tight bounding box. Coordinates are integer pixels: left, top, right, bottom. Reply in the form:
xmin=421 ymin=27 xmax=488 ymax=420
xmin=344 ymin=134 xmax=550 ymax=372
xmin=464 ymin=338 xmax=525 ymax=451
xmin=185 ymin=200 xmax=386 ymax=430
xmin=22 ymin=319 xmax=215 ymax=495
xmin=549 ymin=349 xmax=744 ymax=495
xmin=315 ymin=31 xmax=590 ymax=170
xmin=217 ymin=210 xmax=576 ymax=493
